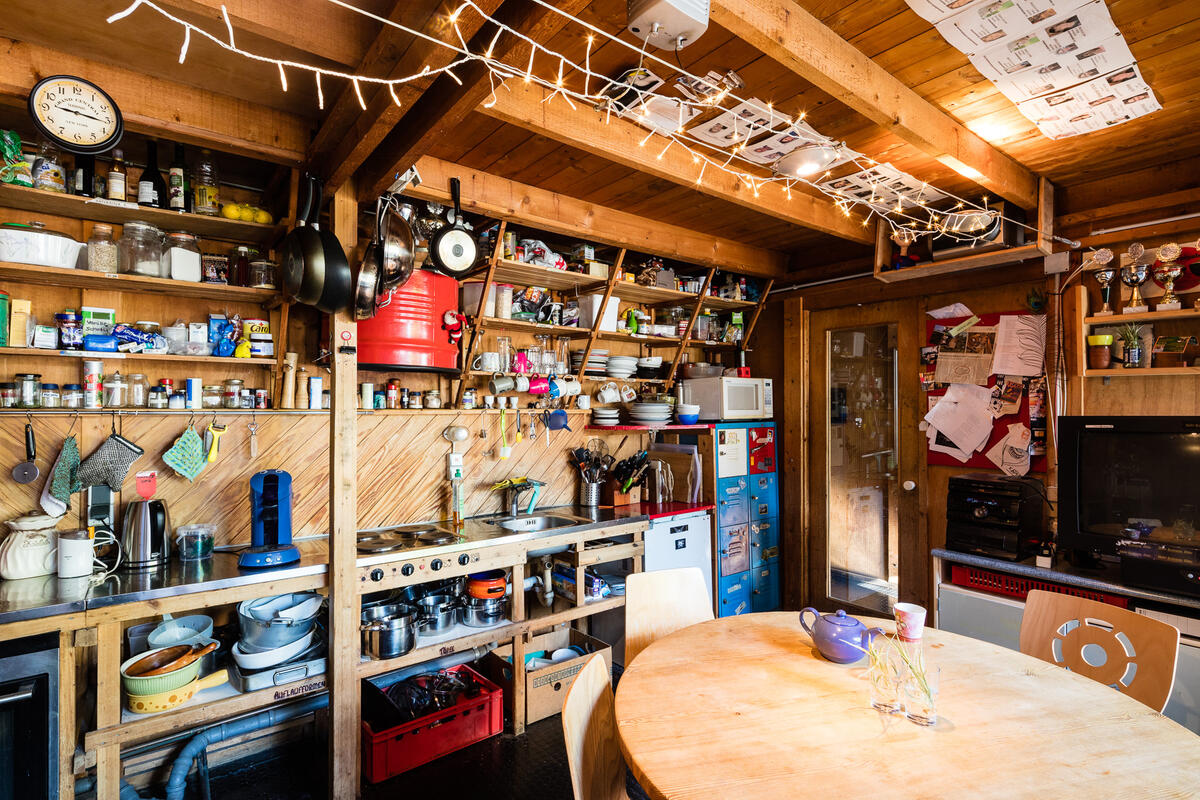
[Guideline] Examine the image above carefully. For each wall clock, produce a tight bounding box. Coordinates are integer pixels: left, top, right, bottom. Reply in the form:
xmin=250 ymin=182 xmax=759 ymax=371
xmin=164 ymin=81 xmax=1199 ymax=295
xmin=27 ymin=75 xmax=124 ymax=154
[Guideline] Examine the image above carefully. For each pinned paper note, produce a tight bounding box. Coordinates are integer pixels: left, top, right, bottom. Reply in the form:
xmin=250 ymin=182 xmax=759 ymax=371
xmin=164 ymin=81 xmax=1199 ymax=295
xmin=992 ymin=315 xmax=1046 ymax=377
xmin=986 ymin=423 xmax=1032 ymax=476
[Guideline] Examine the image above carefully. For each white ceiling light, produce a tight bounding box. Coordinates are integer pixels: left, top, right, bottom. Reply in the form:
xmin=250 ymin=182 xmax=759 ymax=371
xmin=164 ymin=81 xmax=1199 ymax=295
xmin=628 ymin=0 xmax=710 ymax=50
xmin=773 ymin=142 xmax=844 ymax=177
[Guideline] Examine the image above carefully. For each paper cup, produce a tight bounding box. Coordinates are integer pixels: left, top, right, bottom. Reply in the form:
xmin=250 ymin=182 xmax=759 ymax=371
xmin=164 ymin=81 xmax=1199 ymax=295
xmin=893 ymin=602 xmax=926 ymax=642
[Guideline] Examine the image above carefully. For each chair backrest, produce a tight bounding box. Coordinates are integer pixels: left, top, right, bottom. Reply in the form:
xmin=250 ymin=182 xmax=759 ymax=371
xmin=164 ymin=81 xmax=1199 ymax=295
xmin=562 ymin=654 xmax=627 ymax=800
xmin=624 ymin=567 xmax=714 ymax=665
xmin=1019 ymin=589 xmax=1179 ymax=712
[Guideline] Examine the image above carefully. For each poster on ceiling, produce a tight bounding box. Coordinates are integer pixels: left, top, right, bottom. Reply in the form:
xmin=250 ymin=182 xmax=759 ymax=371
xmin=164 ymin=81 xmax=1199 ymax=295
xmin=690 ymin=98 xmax=784 ymax=147
xmin=817 ymin=165 xmax=948 ymax=211
xmin=928 ymin=0 xmax=1090 ymax=53
xmin=968 ymin=1 xmax=1123 ymax=83
xmin=992 ymin=34 xmax=1136 ymax=101
xmin=1016 ymin=63 xmax=1162 ymax=138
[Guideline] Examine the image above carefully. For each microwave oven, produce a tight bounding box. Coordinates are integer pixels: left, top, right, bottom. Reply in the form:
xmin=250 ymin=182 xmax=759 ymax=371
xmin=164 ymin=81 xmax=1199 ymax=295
xmin=679 ymin=377 xmax=773 ymax=420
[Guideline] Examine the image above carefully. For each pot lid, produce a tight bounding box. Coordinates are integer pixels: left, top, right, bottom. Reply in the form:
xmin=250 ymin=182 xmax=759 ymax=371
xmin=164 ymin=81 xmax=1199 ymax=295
xmin=824 ymin=609 xmax=861 ymax=627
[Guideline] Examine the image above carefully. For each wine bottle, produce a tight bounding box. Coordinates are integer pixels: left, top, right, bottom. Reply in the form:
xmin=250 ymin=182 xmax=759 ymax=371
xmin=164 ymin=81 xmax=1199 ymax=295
xmin=137 ymin=139 xmax=169 ymax=208
xmin=168 ymin=142 xmax=187 ymax=211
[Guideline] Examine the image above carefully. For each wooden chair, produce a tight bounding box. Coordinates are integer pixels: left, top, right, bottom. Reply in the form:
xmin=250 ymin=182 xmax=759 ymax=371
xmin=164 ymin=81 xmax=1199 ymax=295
xmin=1019 ymin=589 xmax=1179 ymax=712
xmin=562 ymin=654 xmax=628 ymax=800
xmin=624 ymin=567 xmax=714 ymax=665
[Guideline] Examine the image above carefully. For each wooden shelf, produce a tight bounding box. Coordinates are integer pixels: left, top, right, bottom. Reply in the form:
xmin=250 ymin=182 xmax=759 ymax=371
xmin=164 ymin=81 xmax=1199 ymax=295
xmin=0 ymin=260 xmax=279 ymax=303
xmin=0 ymin=183 xmax=281 ymax=245
xmin=874 ymin=243 xmax=1049 ymax=283
xmin=608 ymin=281 xmax=696 ymax=306
xmin=475 ymin=317 xmax=589 ymax=337
xmin=1084 ymin=308 xmax=1200 ymax=325
xmin=1084 ymin=367 xmax=1200 ymax=377
xmin=644 ymin=337 xmax=737 ymax=349
xmin=0 ymin=347 xmax=276 ymax=366
xmin=596 ymin=331 xmax=682 ymax=345
xmin=701 ymin=295 xmax=757 ymax=311
xmin=580 ymin=375 xmax=668 ymax=384
xmin=471 ymin=259 xmax=601 ymax=292
xmin=586 ymin=423 xmax=712 ymax=431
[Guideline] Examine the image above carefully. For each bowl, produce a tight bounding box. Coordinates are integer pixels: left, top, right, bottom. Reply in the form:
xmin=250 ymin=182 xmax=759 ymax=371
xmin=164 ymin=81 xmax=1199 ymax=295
xmin=147 ymin=614 xmax=214 ymax=649
xmin=1087 ymin=334 xmax=1114 ymax=346
xmin=232 ymin=631 xmax=314 ymax=670
xmin=121 ymin=645 xmax=209 ymax=696
xmin=677 ymin=413 xmax=700 ymax=425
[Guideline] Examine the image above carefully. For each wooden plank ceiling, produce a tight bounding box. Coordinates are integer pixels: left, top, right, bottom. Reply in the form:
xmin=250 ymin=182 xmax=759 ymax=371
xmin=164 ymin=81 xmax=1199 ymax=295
xmin=2 ymin=0 xmax=1198 ymax=274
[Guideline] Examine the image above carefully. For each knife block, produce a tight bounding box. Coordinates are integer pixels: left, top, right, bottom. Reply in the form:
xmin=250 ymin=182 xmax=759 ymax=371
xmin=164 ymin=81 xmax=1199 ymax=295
xmin=599 ymin=478 xmax=640 ymax=507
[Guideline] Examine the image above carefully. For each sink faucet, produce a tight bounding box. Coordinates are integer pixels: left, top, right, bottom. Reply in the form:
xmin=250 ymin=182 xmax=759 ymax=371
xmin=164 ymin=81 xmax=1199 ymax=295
xmin=491 ymin=477 xmax=545 ymax=516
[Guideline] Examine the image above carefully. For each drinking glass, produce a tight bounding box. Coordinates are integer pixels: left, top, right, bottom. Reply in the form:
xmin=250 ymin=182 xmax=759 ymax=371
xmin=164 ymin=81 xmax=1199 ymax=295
xmin=525 ymin=346 xmax=542 ymax=375
xmin=866 ymin=638 xmax=904 ymax=714
xmin=903 ymin=665 xmax=940 ymax=726
xmin=496 ymin=336 xmax=513 ymax=373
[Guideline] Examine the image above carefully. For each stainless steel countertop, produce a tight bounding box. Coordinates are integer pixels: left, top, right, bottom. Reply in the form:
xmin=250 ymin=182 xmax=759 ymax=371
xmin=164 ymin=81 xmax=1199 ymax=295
xmin=0 ymin=574 xmax=89 ymax=625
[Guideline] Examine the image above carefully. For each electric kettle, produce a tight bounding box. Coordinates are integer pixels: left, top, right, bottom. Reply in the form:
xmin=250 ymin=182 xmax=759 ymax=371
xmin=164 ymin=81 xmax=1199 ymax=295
xmin=120 ymin=500 xmax=170 ymax=570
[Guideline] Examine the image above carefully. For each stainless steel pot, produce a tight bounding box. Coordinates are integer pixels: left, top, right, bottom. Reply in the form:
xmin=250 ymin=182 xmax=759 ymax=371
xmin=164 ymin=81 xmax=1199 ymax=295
xmin=360 ymin=603 xmax=418 ymax=659
xmin=236 ymin=594 xmax=321 ymax=651
xmin=416 ymin=594 xmax=460 ymax=632
xmin=461 ymin=596 xmax=506 ymax=628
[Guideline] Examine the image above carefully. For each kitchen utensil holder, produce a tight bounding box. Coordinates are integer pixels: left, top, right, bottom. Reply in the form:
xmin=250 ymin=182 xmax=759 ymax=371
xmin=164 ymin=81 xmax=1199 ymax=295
xmin=579 ymin=481 xmax=602 ymax=507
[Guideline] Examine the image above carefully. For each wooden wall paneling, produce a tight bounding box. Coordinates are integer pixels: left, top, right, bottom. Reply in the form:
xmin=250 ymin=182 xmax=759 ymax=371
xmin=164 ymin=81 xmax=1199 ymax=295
xmin=779 ymin=297 xmax=806 ymax=608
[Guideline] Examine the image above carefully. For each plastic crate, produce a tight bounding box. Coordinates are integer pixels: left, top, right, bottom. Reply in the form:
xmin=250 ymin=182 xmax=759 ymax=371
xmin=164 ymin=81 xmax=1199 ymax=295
xmin=361 ymin=664 xmax=503 ymax=783
xmin=949 ymin=564 xmax=1129 ymax=608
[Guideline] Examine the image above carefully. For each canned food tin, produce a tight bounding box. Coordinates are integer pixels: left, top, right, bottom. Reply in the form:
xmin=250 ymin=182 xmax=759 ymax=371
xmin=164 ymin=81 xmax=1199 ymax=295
xmin=185 ymin=377 xmax=203 ymax=410
xmin=254 ymin=389 xmax=268 ymax=409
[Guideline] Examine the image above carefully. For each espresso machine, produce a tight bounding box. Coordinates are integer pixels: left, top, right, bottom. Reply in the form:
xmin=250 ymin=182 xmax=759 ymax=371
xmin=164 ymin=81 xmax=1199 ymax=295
xmin=240 ymin=470 xmax=300 ymax=569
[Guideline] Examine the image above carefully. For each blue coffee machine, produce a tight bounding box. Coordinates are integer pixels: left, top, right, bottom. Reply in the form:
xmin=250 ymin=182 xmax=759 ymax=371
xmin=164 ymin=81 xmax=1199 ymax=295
xmin=240 ymin=470 xmax=300 ymax=569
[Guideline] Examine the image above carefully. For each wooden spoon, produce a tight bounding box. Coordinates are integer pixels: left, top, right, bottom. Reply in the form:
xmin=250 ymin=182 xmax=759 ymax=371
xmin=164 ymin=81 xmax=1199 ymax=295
xmin=138 ymin=642 xmax=218 ymax=677
xmin=124 ymin=645 xmax=192 ymax=677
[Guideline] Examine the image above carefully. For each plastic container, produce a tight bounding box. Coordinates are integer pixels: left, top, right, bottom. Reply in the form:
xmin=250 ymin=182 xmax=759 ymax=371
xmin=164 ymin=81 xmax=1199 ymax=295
xmin=175 ymin=524 xmax=215 ymax=561
xmin=163 ymin=231 xmax=201 ymax=282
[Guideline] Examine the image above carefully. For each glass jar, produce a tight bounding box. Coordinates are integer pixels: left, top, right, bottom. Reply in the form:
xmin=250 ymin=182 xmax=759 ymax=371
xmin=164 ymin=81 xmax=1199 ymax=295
xmin=163 ymin=232 xmax=202 ymax=282
xmin=55 ymin=311 xmax=82 ymax=350
xmin=223 ymin=379 xmax=244 ymax=409
xmin=39 ymin=383 xmax=60 ymax=408
xmin=147 ymin=386 xmax=169 ymax=409
xmin=425 ymin=390 xmax=442 ymax=409
xmin=249 ymin=259 xmax=277 ymax=289
xmin=0 ymin=382 xmax=18 ymax=408
xmin=16 ymin=374 xmax=41 ymax=408
xmin=230 ymin=246 xmax=251 ymax=287
xmin=62 ymin=384 xmax=83 ymax=409
xmin=496 ymin=336 xmax=514 ymax=373
xmin=102 ymin=372 xmax=127 ymax=408
xmin=32 ymin=140 xmax=66 ymax=193
xmin=202 ymin=385 xmax=222 ymax=408
xmin=168 ymin=391 xmax=186 ymax=409
xmin=134 ymin=321 xmax=162 ymax=337
xmin=407 ymin=391 xmax=423 ymax=409
xmin=87 ymin=224 xmax=119 ymax=273
xmin=118 ymin=221 xmax=164 ymax=277
xmin=128 ymin=374 xmax=149 ymax=407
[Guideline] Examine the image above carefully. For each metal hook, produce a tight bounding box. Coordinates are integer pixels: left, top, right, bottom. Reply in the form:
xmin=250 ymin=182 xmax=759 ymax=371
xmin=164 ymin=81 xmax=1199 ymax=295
xmin=187 ymin=411 xmax=196 ymax=429
xmin=110 ymin=411 xmax=117 ymax=435
xmin=25 ymin=411 xmax=32 ymax=425
xmin=66 ymin=411 xmax=80 ymax=435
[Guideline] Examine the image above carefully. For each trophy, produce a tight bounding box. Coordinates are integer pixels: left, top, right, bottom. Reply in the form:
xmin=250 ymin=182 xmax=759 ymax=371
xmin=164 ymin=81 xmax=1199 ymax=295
xmin=1088 ymin=248 xmax=1116 ymax=315
xmin=1121 ymin=243 xmax=1149 ymax=313
xmin=1155 ymin=242 xmax=1183 ymax=308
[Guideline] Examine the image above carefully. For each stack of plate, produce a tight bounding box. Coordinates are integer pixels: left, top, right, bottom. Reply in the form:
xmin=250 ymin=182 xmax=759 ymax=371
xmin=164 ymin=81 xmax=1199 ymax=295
xmin=606 ymin=355 xmax=639 ymax=378
xmin=571 ymin=349 xmax=608 ymax=376
xmin=591 ymin=408 xmax=621 ymax=426
xmin=629 ymin=402 xmax=672 ymax=424
xmin=636 ymin=356 xmax=663 ymax=379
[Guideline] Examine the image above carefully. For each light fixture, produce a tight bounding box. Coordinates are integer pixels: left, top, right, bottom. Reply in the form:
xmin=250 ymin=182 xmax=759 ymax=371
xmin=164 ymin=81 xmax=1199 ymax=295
xmin=941 ymin=208 xmax=1000 ymax=233
xmin=772 ymin=141 xmax=843 ymax=177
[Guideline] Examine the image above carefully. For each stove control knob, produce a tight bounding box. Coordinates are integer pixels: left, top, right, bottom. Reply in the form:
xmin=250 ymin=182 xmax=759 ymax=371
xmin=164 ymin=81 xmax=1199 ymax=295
xmin=431 ymin=558 xmax=443 ymax=571
xmin=370 ymin=568 xmax=384 ymax=582
xmin=401 ymin=564 xmax=415 ymax=577
xmin=458 ymin=554 xmax=471 ymax=566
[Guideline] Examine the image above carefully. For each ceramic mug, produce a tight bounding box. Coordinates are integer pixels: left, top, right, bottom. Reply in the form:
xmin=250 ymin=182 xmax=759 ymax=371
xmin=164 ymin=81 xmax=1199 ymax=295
xmin=893 ymin=602 xmax=927 ymax=642
xmin=472 ymin=351 xmax=501 ymax=372
xmin=512 ymin=352 xmax=530 ymax=375
xmin=575 ymin=395 xmax=591 ymax=410
xmin=619 ymin=383 xmax=638 ymax=403
xmin=514 ymin=375 xmax=530 ymax=393
xmin=528 ymin=375 xmax=550 ymax=395
xmin=554 ymin=375 xmax=582 ymax=396
xmin=489 ymin=374 xmax=515 ymax=394
xmin=595 ymin=382 xmax=620 ymax=404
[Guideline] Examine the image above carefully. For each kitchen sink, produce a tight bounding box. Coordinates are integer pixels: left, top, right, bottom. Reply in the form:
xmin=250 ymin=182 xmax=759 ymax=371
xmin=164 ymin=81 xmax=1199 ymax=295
xmin=491 ymin=513 xmax=591 ymax=532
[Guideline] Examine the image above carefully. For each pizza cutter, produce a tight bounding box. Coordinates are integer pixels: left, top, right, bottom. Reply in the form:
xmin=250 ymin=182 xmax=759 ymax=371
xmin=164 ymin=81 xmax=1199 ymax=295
xmin=12 ymin=419 xmax=38 ymax=484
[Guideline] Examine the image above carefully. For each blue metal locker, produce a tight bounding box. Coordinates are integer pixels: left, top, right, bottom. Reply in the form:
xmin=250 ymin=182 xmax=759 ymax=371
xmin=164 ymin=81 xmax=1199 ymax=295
xmin=717 ymin=523 xmax=749 ymax=576
xmin=751 ymin=563 xmax=780 ymax=613
xmin=750 ymin=473 xmax=778 ymax=523
xmin=716 ymin=475 xmax=749 ymax=527
xmin=718 ymin=570 xmax=752 ymax=616
xmin=750 ymin=517 xmax=778 ymax=566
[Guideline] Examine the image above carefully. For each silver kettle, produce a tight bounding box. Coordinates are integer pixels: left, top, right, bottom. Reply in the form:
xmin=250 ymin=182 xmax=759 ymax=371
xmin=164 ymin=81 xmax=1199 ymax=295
xmin=120 ymin=500 xmax=170 ymax=570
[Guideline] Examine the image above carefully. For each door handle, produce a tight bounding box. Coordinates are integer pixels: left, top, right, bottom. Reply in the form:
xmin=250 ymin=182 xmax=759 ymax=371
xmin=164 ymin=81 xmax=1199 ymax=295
xmin=0 ymin=682 xmax=36 ymax=707
xmin=902 ymin=480 xmax=917 ymax=492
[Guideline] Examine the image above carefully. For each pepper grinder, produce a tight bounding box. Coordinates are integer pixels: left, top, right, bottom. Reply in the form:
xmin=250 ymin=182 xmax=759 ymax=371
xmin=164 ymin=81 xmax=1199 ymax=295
xmin=281 ymin=352 xmax=298 ymax=409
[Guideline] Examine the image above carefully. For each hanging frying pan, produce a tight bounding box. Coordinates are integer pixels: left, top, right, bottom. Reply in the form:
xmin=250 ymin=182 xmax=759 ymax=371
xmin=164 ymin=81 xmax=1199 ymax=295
xmin=308 ymin=178 xmax=353 ymax=314
xmin=428 ymin=178 xmax=478 ymax=276
xmin=281 ymin=174 xmax=322 ymax=305
xmin=351 ymin=198 xmax=384 ymax=320
xmin=379 ymin=198 xmax=416 ymax=290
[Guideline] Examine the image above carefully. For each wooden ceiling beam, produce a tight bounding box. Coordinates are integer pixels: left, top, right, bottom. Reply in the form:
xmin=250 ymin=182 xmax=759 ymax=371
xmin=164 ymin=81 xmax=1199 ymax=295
xmin=0 ymin=37 xmax=308 ymax=163
xmin=357 ymin=0 xmax=592 ymax=201
xmin=411 ymin=155 xmax=788 ymax=277
xmin=479 ymin=81 xmax=872 ymax=244
xmin=711 ymin=0 xmax=1041 ymax=209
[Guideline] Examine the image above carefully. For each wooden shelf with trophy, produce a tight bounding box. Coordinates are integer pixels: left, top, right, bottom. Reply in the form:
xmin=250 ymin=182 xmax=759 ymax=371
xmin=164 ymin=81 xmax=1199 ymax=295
xmin=1080 ymin=241 xmax=1200 ymax=377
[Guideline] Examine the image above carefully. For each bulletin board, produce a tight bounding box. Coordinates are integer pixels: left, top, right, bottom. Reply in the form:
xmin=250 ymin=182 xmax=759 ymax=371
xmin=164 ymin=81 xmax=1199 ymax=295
xmin=923 ymin=310 xmax=1048 ymax=473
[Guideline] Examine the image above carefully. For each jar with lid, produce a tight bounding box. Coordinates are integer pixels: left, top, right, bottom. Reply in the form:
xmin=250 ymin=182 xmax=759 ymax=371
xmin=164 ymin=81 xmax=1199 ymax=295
xmin=407 ymin=390 xmax=423 ymax=409
xmin=134 ymin=321 xmax=162 ymax=337
xmin=223 ymin=379 xmax=244 ymax=409
xmin=0 ymin=382 xmax=18 ymax=408
xmin=87 ymin=224 xmax=119 ymax=273
xmin=424 ymin=390 xmax=443 ymax=409
xmin=168 ymin=391 xmax=186 ymax=409
xmin=202 ymin=385 xmax=222 ymax=409
xmin=163 ymin=232 xmax=202 ymax=282
xmin=102 ymin=372 xmax=127 ymax=408
xmin=62 ymin=384 xmax=83 ymax=409
xmin=230 ymin=246 xmax=251 ymax=287
xmin=55 ymin=310 xmax=82 ymax=350
xmin=118 ymin=221 xmax=164 ymax=277
xmin=248 ymin=259 xmax=277 ymax=289
xmin=127 ymin=374 xmax=149 ymax=407
xmin=147 ymin=386 xmax=169 ymax=409
xmin=40 ymin=383 xmax=60 ymax=408
xmin=16 ymin=374 xmax=41 ymax=408
xmin=32 ymin=140 xmax=66 ymax=193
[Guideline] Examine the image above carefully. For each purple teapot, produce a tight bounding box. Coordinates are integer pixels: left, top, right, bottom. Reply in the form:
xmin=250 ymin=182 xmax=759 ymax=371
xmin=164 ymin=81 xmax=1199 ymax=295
xmin=799 ymin=608 xmax=880 ymax=664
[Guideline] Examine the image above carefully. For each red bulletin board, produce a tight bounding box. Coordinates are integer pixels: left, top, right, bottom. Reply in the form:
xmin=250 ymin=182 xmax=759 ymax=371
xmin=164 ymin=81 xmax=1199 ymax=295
xmin=924 ymin=311 xmax=1047 ymax=473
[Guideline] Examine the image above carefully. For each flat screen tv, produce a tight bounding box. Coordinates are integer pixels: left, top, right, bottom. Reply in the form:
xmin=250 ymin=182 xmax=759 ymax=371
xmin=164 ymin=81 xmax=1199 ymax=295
xmin=1059 ymin=416 xmax=1200 ymax=557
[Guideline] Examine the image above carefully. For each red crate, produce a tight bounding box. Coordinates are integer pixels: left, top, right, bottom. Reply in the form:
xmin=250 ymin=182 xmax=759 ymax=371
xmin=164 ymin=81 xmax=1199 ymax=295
xmin=950 ymin=564 xmax=1129 ymax=608
xmin=361 ymin=664 xmax=503 ymax=783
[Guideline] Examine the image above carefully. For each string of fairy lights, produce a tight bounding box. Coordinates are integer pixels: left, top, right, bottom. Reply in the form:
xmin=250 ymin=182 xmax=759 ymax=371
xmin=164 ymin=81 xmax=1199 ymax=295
xmin=106 ymin=0 xmax=1080 ymax=249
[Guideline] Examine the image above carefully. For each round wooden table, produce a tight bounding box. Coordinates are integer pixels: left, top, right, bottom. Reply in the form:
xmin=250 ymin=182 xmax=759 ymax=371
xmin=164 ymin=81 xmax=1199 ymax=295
xmin=614 ymin=612 xmax=1200 ymax=800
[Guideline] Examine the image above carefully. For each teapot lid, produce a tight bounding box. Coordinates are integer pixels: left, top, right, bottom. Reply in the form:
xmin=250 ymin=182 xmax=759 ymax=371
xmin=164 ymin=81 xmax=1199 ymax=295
xmin=825 ymin=609 xmax=861 ymax=627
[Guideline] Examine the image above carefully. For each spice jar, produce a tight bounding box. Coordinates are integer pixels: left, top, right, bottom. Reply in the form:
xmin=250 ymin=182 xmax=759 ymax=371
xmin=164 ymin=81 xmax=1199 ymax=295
xmin=55 ymin=310 xmax=82 ymax=350
xmin=39 ymin=383 xmax=60 ymax=408
xmin=0 ymin=382 xmax=18 ymax=408
xmin=128 ymin=374 xmax=149 ymax=407
xmin=163 ymin=232 xmax=202 ymax=282
xmin=424 ymin=389 xmax=443 ymax=409
xmin=148 ymin=386 xmax=168 ymax=409
xmin=87 ymin=224 xmax=119 ymax=273
xmin=223 ymin=378 xmax=244 ymax=409
xmin=249 ymin=259 xmax=277 ymax=289
xmin=201 ymin=385 xmax=221 ymax=408
xmin=118 ymin=221 xmax=164 ymax=277
xmin=62 ymin=384 xmax=83 ymax=409
xmin=102 ymin=372 xmax=127 ymax=408
xmin=16 ymin=374 xmax=41 ymax=408
xmin=407 ymin=390 xmax=423 ymax=409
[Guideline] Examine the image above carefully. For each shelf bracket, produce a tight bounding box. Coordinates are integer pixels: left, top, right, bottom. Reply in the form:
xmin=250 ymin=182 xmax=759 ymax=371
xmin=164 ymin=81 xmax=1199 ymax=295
xmin=455 ymin=221 xmax=506 ymax=405
xmin=666 ymin=268 xmax=716 ymax=387
xmin=575 ymin=249 xmax=625 ymax=382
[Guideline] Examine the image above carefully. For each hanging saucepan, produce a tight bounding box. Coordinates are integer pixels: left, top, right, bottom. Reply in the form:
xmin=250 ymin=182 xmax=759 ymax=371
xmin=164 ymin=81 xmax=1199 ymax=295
xmin=379 ymin=198 xmax=416 ymax=291
xmin=350 ymin=197 xmax=384 ymax=320
xmin=428 ymin=178 xmax=478 ymax=277
xmin=281 ymin=174 xmax=322 ymax=305
xmin=308 ymin=177 xmax=353 ymax=313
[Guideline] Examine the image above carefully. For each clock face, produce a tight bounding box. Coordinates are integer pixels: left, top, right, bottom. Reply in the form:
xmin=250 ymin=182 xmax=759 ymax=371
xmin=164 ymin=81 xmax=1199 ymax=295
xmin=28 ymin=75 xmax=123 ymax=154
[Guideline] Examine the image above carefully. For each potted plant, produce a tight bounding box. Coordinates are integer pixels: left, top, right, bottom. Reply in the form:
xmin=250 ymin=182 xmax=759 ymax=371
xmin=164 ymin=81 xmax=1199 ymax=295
xmin=1117 ymin=323 xmax=1144 ymax=369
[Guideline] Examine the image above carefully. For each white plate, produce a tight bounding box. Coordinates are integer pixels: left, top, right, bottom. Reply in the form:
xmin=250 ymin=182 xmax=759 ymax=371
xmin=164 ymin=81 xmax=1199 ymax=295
xmin=232 ymin=631 xmax=314 ymax=670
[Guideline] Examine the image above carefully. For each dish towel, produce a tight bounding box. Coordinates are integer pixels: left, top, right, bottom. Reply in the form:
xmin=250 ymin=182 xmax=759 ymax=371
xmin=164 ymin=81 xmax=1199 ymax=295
xmin=78 ymin=433 xmax=145 ymax=491
xmin=39 ymin=435 xmax=81 ymax=516
xmin=162 ymin=426 xmax=206 ymax=482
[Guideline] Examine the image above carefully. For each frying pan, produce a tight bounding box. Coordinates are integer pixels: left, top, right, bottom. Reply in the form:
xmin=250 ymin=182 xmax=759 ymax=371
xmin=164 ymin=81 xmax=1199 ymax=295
xmin=281 ymin=174 xmax=353 ymax=313
xmin=351 ymin=198 xmax=384 ymax=320
xmin=282 ymin=174 xmax=323 ymax=305
xmin=429 ymin=178 xmax=479 ymax=276
xmin=12 ymin=421 xmax=37 ymax=484
xmin=309 ymin=178 xmax=353 ymax=313
xmin=379 ymin=198 xmax=416 ymax=290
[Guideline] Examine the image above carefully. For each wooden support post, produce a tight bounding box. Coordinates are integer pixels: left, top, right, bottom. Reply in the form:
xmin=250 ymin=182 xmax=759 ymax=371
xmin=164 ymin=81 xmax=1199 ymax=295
xmin=575 ymin=250 xmax=626 ymax=381
xmin=511 ymin=633 xmax=528 ymax=736
xmin=328 ymin=180 xmax=360 ymax=799
xmin=1036 ymin=177 xmax=1056 ymax=255
xmin=741 ymin=279 xmax=775 ymax=351
xmin=94 ymin=621 xmax=122 ymax=800
xmin=455 ymin=221 xmax=506 ymax=405
xmin=666 ymin=268 xmax=716 ymax=387
xmin=781 ymin=297 xmax=808 ymax=609
xmin=59 ymin=629 xmax=76 ymax=800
